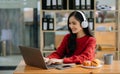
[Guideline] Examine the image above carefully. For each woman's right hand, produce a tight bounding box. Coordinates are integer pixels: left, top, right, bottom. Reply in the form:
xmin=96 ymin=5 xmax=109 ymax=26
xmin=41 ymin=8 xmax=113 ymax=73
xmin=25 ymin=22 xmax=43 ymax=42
xmin=44 ymin=57 xmax=49 ymax=63
xmin=46 ymin=58 xmax=63 ymax=65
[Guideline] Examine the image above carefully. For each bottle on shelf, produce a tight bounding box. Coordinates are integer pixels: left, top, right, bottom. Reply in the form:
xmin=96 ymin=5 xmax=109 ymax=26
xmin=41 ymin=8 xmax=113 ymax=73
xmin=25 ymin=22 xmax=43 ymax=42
xmin=48 ymin=18 xmax=54 ymax=30
xmin=42 ymin=12 xmax=48 ymax=30
xmin=88 ymin=11 xmax=94 ymax=30
xmin=42 ymin=18 xmax=48 ymax=30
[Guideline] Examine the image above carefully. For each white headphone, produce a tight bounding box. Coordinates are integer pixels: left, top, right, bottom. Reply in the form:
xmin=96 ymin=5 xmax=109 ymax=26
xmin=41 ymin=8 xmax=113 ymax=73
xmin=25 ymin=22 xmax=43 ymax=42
xmin=77 ymin=11 xmax=88 ymax=28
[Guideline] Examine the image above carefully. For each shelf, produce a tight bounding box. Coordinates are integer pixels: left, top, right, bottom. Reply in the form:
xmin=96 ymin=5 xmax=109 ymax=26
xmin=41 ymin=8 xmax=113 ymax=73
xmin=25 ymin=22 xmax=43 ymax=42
xmin=43 ymin=51 xmax=55 ymax=53
xmin=95 ymin=30 xmax=118 ymax=32
xmin=40 ymin=0 xmax=119 ymax=57
xmin=100 ymin=45 xmax=116 ymax=51
xmin=41 ymin=10 xmax=74 ymax=12
xmin=42 ymin=30 xmax=55 ymax=32
xmin=96 ymin=10 xmax=118 ymax=12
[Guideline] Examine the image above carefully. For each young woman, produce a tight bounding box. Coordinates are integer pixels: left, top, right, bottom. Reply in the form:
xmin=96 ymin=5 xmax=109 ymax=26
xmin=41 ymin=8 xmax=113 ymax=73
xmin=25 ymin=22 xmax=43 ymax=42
xmin=44 ymin=11 xmax=96 ymax=65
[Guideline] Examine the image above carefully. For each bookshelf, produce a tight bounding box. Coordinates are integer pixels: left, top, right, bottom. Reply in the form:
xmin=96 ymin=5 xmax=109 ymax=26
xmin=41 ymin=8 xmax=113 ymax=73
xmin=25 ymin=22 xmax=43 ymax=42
xmin=40 ymin=0 xmax=120 ymax=59
xmin=95 ymin=1 xmax=117 ymax=50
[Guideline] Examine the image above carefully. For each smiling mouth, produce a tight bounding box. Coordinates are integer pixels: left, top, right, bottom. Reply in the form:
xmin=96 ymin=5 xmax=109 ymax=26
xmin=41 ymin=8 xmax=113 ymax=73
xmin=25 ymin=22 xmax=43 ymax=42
xmin=71 ymin=29 xmax=76 ymax=31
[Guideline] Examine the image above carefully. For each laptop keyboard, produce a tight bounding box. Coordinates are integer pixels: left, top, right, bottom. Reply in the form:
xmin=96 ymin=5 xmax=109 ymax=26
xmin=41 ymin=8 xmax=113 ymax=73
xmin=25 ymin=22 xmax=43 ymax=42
xmin=47 ymin=64 xmax=75 ymax=70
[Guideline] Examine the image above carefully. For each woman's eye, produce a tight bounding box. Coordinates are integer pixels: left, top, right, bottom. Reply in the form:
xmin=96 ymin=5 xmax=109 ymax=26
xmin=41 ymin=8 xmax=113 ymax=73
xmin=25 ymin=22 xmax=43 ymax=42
xmin=72 ymin=22 xmax=76 ymax=25
xmin=69 ymin=22 xmax=71 ymax=25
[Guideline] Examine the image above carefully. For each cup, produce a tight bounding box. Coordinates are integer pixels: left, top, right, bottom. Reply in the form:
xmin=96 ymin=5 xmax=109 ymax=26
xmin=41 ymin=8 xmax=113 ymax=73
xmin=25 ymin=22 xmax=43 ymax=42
xmin=103 ymin=54 xmax=113 ymax=65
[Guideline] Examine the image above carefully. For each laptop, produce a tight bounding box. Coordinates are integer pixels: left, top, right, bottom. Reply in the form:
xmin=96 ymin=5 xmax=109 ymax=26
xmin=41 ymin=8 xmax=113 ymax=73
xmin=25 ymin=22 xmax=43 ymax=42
xmin=19 ymin=46 xmax=75 ymax=70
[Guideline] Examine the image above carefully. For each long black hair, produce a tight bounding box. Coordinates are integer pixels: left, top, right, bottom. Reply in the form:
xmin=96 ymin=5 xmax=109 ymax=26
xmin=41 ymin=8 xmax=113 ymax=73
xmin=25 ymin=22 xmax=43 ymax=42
xmin=67 ymin=11 xmax=93 ymax=56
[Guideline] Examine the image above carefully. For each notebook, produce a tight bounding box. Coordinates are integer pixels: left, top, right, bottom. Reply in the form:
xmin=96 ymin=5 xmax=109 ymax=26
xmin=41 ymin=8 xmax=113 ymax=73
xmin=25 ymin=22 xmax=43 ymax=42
xmin=19 ymin=46 xmax=75 ymax=70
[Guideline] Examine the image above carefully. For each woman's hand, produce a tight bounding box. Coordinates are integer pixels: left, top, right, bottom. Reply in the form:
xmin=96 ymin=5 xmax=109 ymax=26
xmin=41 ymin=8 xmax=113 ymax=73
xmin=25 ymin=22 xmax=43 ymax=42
xmin=46 ymin=58 xmax=63 ymax=65
xmin=44 ymin=57 xmax=50 ymax=63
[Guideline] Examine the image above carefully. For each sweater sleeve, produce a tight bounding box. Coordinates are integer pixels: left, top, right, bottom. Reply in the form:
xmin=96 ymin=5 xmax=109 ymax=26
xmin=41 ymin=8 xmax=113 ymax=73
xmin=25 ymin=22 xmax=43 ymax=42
xmin=63 ymin=37 xmax=96 ymax=64
xmin=47 ymin=34 xmax=69 ymax=59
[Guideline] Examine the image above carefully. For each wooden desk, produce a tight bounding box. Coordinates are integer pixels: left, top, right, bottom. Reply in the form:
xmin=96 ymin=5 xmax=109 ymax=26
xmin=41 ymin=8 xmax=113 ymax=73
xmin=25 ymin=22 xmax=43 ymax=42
xmin=14 ymin=60 xmax=120 ymax=74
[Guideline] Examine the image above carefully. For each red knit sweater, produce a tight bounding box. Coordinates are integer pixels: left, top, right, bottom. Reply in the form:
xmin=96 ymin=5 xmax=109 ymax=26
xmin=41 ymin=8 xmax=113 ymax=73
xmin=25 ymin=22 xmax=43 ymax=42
xmin=47 ymin=34 xmax=96 ymax=64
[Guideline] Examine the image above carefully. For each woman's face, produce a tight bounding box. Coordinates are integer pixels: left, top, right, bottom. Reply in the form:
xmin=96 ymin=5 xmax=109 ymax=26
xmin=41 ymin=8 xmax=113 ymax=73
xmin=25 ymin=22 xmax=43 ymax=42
xmin=69 ymin=16 xmax=83 ymax=34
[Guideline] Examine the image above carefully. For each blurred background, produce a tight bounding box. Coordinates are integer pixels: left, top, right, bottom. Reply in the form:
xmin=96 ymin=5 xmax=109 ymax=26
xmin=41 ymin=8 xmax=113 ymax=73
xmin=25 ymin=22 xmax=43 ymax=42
xmin=0 ymin=0 xmax=40 ymax=74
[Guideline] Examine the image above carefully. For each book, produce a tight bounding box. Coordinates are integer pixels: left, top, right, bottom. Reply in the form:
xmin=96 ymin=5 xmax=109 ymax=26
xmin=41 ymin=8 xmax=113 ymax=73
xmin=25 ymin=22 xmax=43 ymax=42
xmin=69 ymin=0 xmax=74 ymax=9
xmin=62 ymin=0 xmax=67 ymax=9
xmin=90 ymin=0 xmax=94 ymax=9
xmin=75 ymin=0 xmax=81 ymax=9
xmin=81 ymin=0 xmax=85 ymax=9
xmin=85 ymin=0 xmax=91 ymax=9
xmin=52 ymin=0 xmax=57 ymax=9
xmin=42 ymin=0 xmax=46 ymax=9
xmin=46 ymin=0 xmax=51 ymax=9
xmin=57 ymin=0 xmax=63 ymax=9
